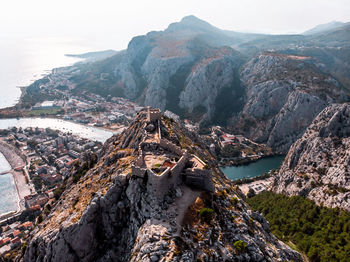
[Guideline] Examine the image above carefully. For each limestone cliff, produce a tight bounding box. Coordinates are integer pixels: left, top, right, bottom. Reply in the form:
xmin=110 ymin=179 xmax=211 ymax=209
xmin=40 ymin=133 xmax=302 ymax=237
xmin=113 ymin=17 xmax=245 ymax=123
xmin=233 ymin=52 xmax=347 ymax=153
xmin=273 ymin=103 xmax=350 ymax=211
xmin=61 ymin=16 xmax=245 ymax=124
xmin=22 ymin=109 xmax=301 ymax=262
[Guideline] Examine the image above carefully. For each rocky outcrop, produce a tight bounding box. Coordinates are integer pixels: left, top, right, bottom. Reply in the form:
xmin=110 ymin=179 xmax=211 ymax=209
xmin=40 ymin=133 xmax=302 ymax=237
xmin=22 ymin=109 xmax=301 ymax=262
xmin=113 ymin=19 xmax=245 ymax=122
xmin=233 ymin=52 xmax=347 ymax=152
xmin=178 ymin=47 xmax=244 ymax=119
xmin=273 ymin=103 xmax=350 ymax=210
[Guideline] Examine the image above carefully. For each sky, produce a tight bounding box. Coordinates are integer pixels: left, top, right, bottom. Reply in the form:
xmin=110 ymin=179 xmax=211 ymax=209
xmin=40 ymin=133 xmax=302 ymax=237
xmin=1 ymin=0 xmax=349 ymax=50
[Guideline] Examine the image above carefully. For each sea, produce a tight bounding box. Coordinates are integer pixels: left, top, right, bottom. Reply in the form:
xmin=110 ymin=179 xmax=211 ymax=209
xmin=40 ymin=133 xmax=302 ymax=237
xmin=0 ymin=152 xmax=18 ymax=216
xmin=0 ymin=36 xmax=95 ymax=109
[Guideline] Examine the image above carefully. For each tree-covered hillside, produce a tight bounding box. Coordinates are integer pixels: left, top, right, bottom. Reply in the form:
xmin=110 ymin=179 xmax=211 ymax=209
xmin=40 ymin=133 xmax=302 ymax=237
xmin=247 ymin=191 xmax=350 ymax=262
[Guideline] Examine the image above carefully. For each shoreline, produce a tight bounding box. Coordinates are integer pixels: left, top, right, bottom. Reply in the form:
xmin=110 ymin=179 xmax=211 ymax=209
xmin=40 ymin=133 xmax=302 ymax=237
xmin=0 ymin=117 xmax=114 ymax=143
xmin=0 ymin=140 xmax=33 ymax=219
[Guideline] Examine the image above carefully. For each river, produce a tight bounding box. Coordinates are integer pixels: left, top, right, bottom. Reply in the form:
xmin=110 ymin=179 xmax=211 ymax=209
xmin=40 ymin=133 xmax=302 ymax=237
xmin=221 ymin=155 xmax=285 ymax=181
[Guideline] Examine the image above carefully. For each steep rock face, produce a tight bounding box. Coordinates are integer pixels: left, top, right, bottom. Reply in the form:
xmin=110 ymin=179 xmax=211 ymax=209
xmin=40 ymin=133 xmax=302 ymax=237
xmin=114 ymin=35 xmax=155 ymax=99
xmin=108 ymin=16 xmax=245 ymax=122
xmin=233 ymin=52 xmax=347 ymax=152
xmin=23 ymin=110 xmax=301 ymax=262
xmin=178 ymin=47 xmax=244 ymax=120
xmin=273 ymin=103 xmax=350 ymax=210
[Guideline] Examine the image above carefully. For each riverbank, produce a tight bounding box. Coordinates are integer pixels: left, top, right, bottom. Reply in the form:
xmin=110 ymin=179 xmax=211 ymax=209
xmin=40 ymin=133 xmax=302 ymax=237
xmin=0 ymin=140 xmax=33 ymax=218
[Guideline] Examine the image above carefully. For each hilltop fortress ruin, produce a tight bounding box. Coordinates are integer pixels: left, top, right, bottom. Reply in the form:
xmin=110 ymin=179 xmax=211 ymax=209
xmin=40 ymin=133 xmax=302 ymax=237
xmin=132 ymin=107 xmax=214 ymax=200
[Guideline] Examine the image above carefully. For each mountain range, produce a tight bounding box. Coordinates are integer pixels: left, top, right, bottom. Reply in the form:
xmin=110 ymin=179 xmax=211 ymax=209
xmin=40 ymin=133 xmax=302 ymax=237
xmin=25 ymin=15 xmax=350 ymax=153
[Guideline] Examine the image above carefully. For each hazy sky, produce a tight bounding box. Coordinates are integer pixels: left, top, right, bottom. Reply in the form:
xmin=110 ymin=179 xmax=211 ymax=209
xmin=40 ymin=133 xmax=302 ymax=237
xmin=1 ymin=0 xmax=349 ymax=50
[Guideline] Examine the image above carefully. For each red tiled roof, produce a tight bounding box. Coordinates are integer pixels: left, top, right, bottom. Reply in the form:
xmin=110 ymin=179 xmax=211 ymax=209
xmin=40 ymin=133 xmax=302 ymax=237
xmin=11 ymin=237 xmax=21 ymax=244
xmin=13 ymin=230 xmax=21 ymax=237
xmin=22 ymin=221 xmax=33 ymax=229
xmin=2 ymin=237 xmax=11 ymax=244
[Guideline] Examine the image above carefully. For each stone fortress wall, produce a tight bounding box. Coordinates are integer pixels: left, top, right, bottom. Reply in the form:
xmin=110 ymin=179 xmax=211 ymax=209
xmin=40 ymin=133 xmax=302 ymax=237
xmin=147 ymin=107 xmax=162 ymax=123
xmin=131 ymin=107 xmax=214 ymax=201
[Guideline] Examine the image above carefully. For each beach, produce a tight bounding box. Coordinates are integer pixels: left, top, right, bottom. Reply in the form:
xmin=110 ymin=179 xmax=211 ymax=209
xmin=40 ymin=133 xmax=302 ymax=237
xmin=0 ymin=139 xmax=33 ymax=216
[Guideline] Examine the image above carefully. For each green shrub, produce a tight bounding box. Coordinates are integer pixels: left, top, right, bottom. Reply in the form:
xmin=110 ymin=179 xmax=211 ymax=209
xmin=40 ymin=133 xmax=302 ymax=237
xmin=53 ymin=186 xmax=65 ymax=200
xmin=247 ymin=188 xmax=256 ymax=198
xmin=21 ymin=242 xmax=28 ymax=255
xmin=198 ymin=208 xmax=214 ymax=223
xmin=37 ymin=214 xmax=43 ymax=224
xmin=232 ymin=196 xmax=239 ymax=205
xmin=234 ymin=240 xmax=247 ymax=253
xmin=297 ymin=180 xmax=302 ymax=188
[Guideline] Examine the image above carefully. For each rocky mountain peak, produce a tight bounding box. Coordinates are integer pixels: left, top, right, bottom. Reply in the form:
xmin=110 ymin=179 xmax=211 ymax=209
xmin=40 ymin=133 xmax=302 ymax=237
xmin=166 ymin=15 xmax=218 ymax=34
xmin=22 ymin=108 xmax=301 ymax=262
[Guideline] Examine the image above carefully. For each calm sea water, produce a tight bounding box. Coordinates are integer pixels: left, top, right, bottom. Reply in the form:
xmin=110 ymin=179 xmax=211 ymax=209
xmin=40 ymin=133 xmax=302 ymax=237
xmin=0 ymin=153 xmax=18 ymax=216
xmin=0 ymin=173 xmax=19 ymax=216
xmin=0 ymin=152 xmax=12 ymax=173
xmin=221 ymin=155 xmax=285 ymax=181
xmin=0 ymin=36 xmax=95 ymax=109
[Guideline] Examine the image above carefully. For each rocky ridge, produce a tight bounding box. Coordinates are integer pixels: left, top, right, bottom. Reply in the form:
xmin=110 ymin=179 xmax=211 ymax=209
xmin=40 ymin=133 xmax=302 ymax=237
xmin=22 ymin=108 xmax=301 ymax=262
xmin=273 ymin=103 xmax=350 ymax=211
xmin=24 ymin=16 xmax=350 ymax=140
xmin=48 ymin=16 xmax=246 ymax=124
xmin=233 ymin=52 xmax=347 ymax=152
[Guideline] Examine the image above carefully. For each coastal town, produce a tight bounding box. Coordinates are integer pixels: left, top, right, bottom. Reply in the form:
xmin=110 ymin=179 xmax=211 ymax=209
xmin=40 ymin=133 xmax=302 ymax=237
xmin=23 ymin=94 xmax=141 ymax=131
xmin=0 ymin=127 xmax=103 ymax=255
xmin=0 ymin=66 xmax=143 ymax=132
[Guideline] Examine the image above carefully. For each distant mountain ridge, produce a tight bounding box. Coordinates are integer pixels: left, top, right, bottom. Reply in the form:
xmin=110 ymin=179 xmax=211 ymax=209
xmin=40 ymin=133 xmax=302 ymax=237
xmin=303 ymin=21 xmax=346 ymax=35
xmin=25 ymin=15 xmax=350 ymax=152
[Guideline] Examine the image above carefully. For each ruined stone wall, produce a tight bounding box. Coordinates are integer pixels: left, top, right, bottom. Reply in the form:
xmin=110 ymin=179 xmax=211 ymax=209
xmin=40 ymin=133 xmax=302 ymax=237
xmin=146 ymin=154 xmax=189 ymax=199
xmin=146 ymin=168 xmax=173 ymax=199
xmin=159 ymin=139 xmax=183 ymax=156
xmin=147 ymin=108 xmax=161 ymax=123
xmin=170 ymin=152 xmax=189 ymax=186
xmin=132 ymin=166 xmax=147 ymax=178
xmin=157 ymin=120 xmax=162 ymax=142
xmin=135 ymin=153 xmax=145 ymax=167
xmin=184 ymin=169 xmax=215 ymax=192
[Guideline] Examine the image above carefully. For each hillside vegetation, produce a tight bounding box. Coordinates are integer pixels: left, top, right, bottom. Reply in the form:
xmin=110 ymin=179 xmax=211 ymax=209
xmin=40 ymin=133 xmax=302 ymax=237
xmin=247 ymin=191 xmax=350 ymax=262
